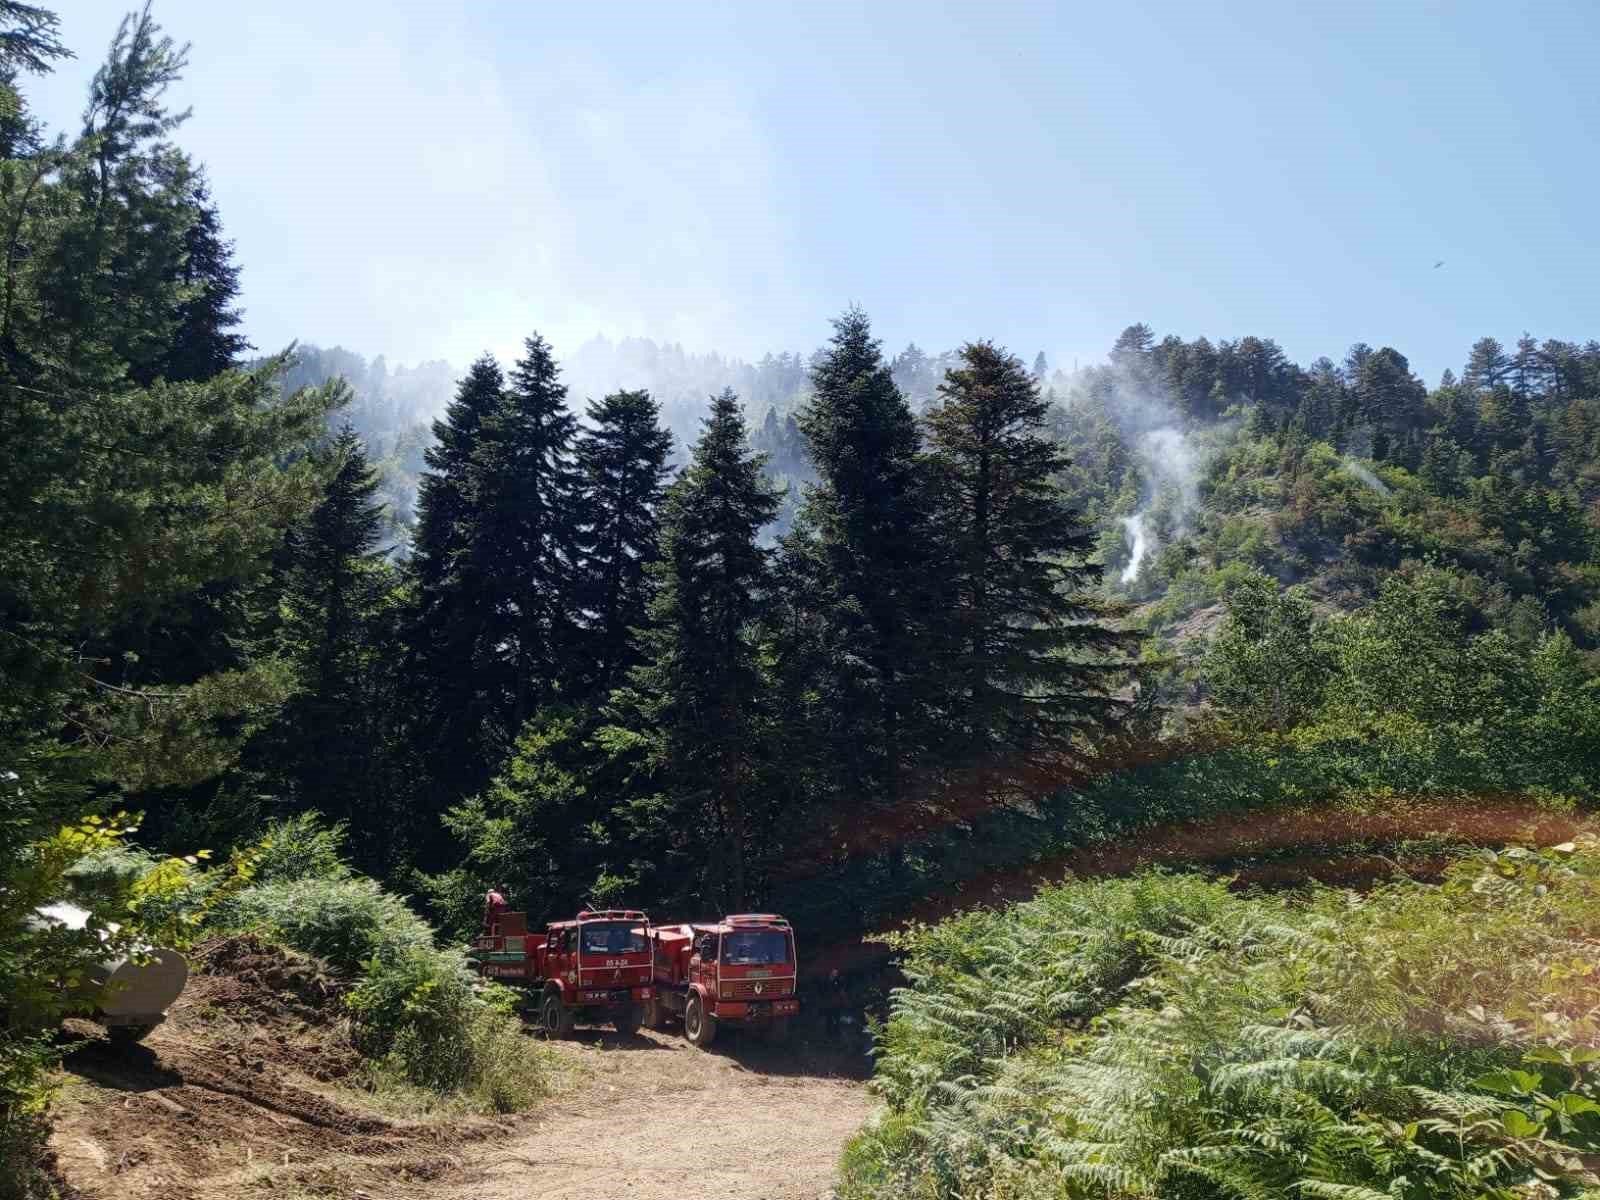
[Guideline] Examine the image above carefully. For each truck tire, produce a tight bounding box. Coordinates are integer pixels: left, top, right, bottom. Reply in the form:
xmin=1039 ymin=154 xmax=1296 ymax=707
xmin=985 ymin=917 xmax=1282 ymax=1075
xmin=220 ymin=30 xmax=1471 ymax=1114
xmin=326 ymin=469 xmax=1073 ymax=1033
xmin=684 ymin=991 xmax=717 ymax=1047
xmin=542 ymin=990 xmax=575 ymax=1038
xmin=614 ymin=1004 xmax=641 ymax=1035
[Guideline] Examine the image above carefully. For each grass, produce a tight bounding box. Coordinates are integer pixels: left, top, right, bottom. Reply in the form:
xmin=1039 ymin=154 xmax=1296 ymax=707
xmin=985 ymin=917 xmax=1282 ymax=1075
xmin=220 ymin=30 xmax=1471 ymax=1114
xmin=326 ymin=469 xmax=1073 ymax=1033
xmin=841 ymin=837 xmax=1600 ymax=1200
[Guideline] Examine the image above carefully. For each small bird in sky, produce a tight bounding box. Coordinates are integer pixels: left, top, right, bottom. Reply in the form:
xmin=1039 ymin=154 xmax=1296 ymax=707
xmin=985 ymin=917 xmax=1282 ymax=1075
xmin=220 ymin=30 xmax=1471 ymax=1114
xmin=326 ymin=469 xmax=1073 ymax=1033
xmin=1433 ymin=260 xmax=1445 ymax=269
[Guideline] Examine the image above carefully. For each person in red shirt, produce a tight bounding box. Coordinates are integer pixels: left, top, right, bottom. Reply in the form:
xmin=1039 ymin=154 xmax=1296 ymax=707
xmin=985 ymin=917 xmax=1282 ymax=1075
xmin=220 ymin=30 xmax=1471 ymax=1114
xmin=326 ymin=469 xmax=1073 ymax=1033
xmin=482 ymin=885 xmax=508 ymax=935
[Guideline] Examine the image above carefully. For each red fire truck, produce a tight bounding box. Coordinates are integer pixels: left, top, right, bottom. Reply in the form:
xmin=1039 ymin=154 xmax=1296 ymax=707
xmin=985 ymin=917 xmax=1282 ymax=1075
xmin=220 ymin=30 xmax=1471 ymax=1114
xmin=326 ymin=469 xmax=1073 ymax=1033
xmin=644 ymin=913 xmax=800 ymax=1046
xmin=469 ymin=908 xmax=654 ymax=1037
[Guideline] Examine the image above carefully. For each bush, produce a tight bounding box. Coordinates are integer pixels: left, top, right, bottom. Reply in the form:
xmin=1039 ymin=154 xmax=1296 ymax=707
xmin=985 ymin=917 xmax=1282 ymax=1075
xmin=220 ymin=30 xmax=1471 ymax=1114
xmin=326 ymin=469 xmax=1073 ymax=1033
xmin=252 ymin=813 xmax=352 ymax=884
xmin=225 ymin=874 xmax=550 ymax=1113
xmin=845 ymin=841 xmax=1600 ymax=1199
xmin=225 ymin=876 xmax=434 ymax=973
xmin=344 ymin=945 xmax=548 ymax=1112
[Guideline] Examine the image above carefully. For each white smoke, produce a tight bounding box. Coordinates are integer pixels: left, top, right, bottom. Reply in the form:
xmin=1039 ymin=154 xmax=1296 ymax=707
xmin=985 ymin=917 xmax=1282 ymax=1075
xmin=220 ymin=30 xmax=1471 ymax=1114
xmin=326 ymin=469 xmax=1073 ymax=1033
xmin=1341 ymin=456 xmax=1391 ymax=497
xmin=1120 ymin=425 xmax=1202 ymax=585
xmin=1120 ymin=515 xmax=1148 ymax=583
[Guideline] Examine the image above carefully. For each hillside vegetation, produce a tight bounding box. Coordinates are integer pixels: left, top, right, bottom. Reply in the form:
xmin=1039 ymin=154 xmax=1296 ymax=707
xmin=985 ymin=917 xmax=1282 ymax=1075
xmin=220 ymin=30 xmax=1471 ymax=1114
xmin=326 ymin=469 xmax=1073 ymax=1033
xmin=844 ymin=842 xmax=1600 ymax=1200
xmin=5 ymin=4 xmax=1600 ymax=1199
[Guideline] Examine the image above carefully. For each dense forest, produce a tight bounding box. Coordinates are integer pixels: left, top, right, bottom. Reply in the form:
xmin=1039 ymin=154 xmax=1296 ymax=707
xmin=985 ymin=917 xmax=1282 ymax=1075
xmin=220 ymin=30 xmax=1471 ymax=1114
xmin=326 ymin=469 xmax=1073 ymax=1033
xmin=5 ymin=4 xmax=1600 ymax=1198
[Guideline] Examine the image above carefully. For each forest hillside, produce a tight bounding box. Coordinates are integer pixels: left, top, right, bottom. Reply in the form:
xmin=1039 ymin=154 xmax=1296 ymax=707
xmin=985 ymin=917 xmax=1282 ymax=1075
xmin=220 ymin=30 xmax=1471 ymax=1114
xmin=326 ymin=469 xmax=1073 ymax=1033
xmin=4 ymin=5 xmax=1599 ymax=1200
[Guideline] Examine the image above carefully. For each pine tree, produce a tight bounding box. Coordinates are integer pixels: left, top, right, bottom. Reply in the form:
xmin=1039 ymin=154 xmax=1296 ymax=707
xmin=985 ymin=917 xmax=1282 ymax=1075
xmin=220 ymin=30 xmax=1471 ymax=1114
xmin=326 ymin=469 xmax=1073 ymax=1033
xmin=787 ymin=307 xmax=940 ymax=841
xmin=493 ymin=333 xmax=583 ymax=724
xmin=1464 ymin=337 xmax=1511 ymax=392
xmin=574 ymin=388 xmax=673 ymax=697
xmin=407 ymin=334 xmax=583 ymax=820
xmin=407 ymin=355 xmax=509 ymax=803
xmin=263 ymin=427 xmax=407 ymax=872
xmin=145 ymin=174 xmax=249 ymax=383
xmin=925 ymin=342 xmax=1132 ymax=799
xmin=614 ymin=390 xmax=779 ymax=909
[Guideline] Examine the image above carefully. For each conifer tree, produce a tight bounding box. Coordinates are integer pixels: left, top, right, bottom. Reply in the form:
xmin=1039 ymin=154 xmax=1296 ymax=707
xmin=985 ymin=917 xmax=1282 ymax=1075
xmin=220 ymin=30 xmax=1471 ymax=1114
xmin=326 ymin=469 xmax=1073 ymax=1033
xmin=147 ymin=174 xmax=249 ymax=383
xmin=262 ymin=427 xmax=407 ymax=872
xmin=925 ymin=341 xmax=1132 ymax=799
xmin=407 ymin=355 xmax=508 ymax=802
xmin=492 ymin=333 xmax=583 ymax=724
xmin=574 ymin=388 xmax=673 ymax=697
xmin=786 ymin=308 xmax=939 ymax=832
xmin=407 ymin=335 xmax=583 ymax=820
xmin=614 ymin=390 xmax=778 ymax=909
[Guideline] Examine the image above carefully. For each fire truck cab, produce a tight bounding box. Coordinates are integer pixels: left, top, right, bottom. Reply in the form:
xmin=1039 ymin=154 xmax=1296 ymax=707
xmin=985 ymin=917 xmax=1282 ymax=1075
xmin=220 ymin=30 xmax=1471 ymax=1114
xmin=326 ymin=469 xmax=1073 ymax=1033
xmin=470 ymin=908 xmax=654 ymax=1037
xmin=645 ymin=913 xmax=800 ymax=1046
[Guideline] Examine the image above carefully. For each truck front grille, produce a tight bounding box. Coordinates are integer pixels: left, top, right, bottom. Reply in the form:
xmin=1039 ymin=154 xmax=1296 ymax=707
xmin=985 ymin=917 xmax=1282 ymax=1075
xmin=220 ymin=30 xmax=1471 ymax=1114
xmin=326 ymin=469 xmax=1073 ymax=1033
xmin=725 ymin=978 xmax=794 ymax=999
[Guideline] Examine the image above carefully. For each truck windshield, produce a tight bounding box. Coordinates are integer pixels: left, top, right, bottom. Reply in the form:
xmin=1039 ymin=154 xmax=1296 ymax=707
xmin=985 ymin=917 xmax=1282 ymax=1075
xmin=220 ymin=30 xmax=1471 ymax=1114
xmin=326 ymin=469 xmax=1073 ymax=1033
xmin=579 ymin=924 xmax=646 ymax=956
xmin=722 ymin=930 xmax=790 ymax=966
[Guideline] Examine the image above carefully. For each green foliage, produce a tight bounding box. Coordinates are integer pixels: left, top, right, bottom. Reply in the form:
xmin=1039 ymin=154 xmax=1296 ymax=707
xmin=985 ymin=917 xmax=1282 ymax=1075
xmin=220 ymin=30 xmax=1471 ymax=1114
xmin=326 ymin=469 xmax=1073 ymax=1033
xmin=250 ymin=812 xmax=353 ymax=884
xmin=340 ymin=931 xmax=548 ymax=1113
xmin=224 ymin=876 xmax=435 ymax=974
xmin=602 ymin=388 xmax=781 ymax=911
xmin=845 ymin=843 xmax=1600 ymax=1200
xmin=1205 ymin=570 xmax=1334 ymax=731
xmin=222 ymin=870 xmax=551 ymax=1112
xmin=923 ymin=340 xmax=1133 ymax=795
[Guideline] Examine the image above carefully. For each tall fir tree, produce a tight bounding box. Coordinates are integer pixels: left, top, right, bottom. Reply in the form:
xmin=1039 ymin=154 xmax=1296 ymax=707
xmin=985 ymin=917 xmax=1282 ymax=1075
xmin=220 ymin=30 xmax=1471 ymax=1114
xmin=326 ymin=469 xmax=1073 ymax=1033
xmin=259 ymin=426 xmax=408 ymax=873
xmin=924 ymin=342 xmax=1131 ymax=800
xmin=785 ymin=307 xmax=939 ymax=838
xmin=574 ymin=388 xmax=673 ymax=697
xmin=612 ymin=390 xmax=779 ymax=910
xmin=145 ymin=174 xmax=249 ymax=384
xmin=406 ymin=335 xmax=583 ymax=829
xmin=407 ymin=354 xmax=509 ymax=808
xmin=493 ymin=333 xmax=583 ymax=726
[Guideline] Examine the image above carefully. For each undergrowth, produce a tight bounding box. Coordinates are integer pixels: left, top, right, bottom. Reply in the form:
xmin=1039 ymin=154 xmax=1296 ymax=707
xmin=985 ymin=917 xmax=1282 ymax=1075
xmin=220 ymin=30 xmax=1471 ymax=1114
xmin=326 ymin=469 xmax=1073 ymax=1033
xmin=841 ymin=839 xmax=1600 ymax=1200
xmin=220 ymin=817 xmax=554 ymax=1115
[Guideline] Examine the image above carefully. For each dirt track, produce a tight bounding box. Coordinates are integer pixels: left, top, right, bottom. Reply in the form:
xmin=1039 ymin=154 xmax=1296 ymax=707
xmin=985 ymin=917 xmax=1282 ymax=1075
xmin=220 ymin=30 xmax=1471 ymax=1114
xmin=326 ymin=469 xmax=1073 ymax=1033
xmin=48 ymin=939 xmax=874 ymax=1200
xmin=445 ymin=1026 xmax=873 ymax=1200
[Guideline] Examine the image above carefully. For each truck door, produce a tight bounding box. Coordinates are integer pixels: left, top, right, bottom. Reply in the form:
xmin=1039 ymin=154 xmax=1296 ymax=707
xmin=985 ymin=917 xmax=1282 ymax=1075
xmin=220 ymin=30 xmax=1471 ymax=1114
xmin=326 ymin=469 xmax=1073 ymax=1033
xmin=693 ymin=931 xmax=720 ymax=1001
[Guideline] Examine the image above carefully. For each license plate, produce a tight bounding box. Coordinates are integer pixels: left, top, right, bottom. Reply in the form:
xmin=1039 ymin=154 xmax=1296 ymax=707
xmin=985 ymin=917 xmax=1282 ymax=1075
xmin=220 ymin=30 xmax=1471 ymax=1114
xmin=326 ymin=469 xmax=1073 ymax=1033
xmin=747 ymin=970 xmax=771 ymax=978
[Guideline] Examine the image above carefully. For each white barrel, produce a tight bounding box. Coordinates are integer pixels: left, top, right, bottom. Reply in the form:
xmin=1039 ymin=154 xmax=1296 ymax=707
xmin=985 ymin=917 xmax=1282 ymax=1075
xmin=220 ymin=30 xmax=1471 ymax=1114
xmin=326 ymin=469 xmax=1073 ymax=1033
xmin=30 ymin=902 xmax=189 ymax=1028
xmin=91 ymin=949 xmax=188 ymax=1025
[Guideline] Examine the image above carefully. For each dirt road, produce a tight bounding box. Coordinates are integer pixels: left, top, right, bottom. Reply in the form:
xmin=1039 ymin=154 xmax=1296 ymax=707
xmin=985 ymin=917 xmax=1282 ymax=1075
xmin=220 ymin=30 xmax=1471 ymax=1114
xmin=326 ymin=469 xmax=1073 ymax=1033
xmin=48 ymin=940 xmax=875 ymax=1200
xmin=446 ymin=1026 xmax=873 ymax=1200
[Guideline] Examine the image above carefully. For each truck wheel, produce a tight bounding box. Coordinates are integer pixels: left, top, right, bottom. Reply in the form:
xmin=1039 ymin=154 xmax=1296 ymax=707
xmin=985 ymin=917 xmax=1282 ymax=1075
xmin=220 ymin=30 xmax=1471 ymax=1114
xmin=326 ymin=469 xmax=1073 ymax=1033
xmin=684 ymin=992 xmax=717 ymax=1047
xmin=614 ymin=1004 xmax=641 ymax=1035
xmin=542 ymin=990 xmax=575 ymax=1038
xmin=108 ymin=1023 xmax=157 ymax=1045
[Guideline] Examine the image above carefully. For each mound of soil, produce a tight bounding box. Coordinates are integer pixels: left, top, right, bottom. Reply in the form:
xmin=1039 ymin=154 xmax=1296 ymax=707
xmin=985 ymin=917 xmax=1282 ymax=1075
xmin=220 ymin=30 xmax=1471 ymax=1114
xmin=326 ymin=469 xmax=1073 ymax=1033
xmin=49 ymin=934 xmax=496 ymax=1200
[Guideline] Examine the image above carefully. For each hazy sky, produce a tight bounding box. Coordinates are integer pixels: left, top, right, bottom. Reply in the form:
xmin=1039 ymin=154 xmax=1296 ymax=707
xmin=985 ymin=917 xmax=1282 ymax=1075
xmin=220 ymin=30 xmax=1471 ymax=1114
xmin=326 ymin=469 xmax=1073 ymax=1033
xmin=31 ymin=1 xmax=1600 ymax=383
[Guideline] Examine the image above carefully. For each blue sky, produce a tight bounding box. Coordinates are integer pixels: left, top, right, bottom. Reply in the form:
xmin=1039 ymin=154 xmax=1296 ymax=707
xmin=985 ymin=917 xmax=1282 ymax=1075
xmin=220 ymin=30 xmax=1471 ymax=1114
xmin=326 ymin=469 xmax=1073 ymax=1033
xmin=31 ymin=1 xmax=1600 ymax=384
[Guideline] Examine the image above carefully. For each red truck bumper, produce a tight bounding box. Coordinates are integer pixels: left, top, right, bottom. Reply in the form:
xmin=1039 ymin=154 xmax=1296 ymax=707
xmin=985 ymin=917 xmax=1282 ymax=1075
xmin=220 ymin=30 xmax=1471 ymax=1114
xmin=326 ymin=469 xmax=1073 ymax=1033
xmin=577 ymin=985 xmax=653 ymax=1006
xmin=711 ymin=998 xmax=800 ymax=1022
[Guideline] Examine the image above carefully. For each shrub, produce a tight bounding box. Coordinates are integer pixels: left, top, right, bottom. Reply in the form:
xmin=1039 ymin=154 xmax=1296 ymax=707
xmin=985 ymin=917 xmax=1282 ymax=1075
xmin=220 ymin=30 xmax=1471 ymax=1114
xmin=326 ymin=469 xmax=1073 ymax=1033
xmin=224 ymin=876 xmax=434 ymax=973
xmin=252 ymin=813 xmax=352 ymax=884
xmin=845 ymin=841 xmax=1600 ymax=1199
xmin=225 ymin=874 xmax=550 ymax=1113
xmin=345 ymin=946 xmax=548 ymax=1112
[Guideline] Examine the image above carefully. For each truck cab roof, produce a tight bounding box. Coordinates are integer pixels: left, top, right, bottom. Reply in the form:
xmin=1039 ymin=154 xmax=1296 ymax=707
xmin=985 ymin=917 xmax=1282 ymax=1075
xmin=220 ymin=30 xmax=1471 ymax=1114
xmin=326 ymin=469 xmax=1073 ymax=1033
xmin=687 ymin=913 xmax=793 ymax=936
xmin=546 ymin=908 xmax=650 ymax=931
